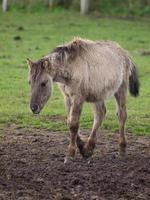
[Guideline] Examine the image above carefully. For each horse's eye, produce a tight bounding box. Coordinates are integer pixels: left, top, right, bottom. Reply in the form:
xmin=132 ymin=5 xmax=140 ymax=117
xmin=41 ymin=81 xmax=48 ymax=87
xmin=41 ymin=82 xmax=46 ymax=87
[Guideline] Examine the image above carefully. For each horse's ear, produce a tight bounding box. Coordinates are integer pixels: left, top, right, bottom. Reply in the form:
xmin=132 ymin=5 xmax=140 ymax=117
xmin=43 ymin=60 xmax=49 ymax=69
xmin=27 ymin=58 xmax=33 ymax=68
xmin=43 ymin=59 xmax=51 ymax=73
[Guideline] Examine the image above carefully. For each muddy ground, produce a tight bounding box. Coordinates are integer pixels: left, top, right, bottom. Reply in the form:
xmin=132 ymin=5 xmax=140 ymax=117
xmin=0 ymin=124 xmax=149 ymax=200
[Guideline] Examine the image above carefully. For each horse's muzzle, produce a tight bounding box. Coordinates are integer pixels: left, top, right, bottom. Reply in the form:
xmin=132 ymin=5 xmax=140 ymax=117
xmin=30 ymin=104 xmax=40 ymax=114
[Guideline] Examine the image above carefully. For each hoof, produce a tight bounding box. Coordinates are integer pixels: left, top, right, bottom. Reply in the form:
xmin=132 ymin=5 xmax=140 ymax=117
xmin=79 ymin=139 xmax=96 ymax=159
xmin=64 ymin=155 xmax=75 ymax=164
xmin=64 ymin=145 xmax=76 ymax=164
xmin=76 ymin=136 xmax=86 ymax=153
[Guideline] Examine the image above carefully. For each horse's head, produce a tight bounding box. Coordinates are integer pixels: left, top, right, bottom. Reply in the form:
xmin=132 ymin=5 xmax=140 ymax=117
xmin=27 ymin=58 xmax=53 ymax=114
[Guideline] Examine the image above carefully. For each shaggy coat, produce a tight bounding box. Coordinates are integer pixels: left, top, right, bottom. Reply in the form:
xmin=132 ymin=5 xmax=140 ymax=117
xmin=44 ymin=38 xmax=139 ymax=101
xmin=28 ymin=38 xmax=139 ymax=161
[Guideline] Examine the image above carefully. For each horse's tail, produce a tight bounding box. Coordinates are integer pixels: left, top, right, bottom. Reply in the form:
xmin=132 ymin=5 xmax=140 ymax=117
xmin=128 ymin=57 xmax=140 ymax=97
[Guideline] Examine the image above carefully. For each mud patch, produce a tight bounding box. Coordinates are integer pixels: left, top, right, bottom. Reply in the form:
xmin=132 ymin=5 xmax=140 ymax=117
xmin=0 ymin=124 xmax=149 ymax=200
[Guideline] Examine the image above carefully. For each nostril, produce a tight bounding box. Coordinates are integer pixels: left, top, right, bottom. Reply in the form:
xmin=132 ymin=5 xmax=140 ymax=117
xmin=31 ymin=104 xmax=38 ymax=112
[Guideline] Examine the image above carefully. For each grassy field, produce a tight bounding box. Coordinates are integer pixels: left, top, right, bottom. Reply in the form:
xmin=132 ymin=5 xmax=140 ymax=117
xmin=0 ymin=10 xmax=150 ymax=136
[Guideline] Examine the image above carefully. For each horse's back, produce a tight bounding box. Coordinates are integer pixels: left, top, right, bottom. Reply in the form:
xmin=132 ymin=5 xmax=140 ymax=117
xmin=71 ymin=40 xmax=127 ymax=100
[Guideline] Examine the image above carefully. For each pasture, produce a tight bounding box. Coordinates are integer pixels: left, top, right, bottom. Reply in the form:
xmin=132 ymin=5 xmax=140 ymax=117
xmin=0 ymin=10 xmax=150 ymax=199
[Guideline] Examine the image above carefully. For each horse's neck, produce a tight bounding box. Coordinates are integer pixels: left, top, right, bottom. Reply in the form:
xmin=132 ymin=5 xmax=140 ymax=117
xmin=52 ymin=67 xmax=71 ymax=84
xmin=45 ymin=54 xmax=72 ymax=84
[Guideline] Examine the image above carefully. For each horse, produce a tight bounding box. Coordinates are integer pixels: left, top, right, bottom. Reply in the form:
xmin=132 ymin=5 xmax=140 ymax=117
xmin=27 ymin=38 xmax=139 ymax=162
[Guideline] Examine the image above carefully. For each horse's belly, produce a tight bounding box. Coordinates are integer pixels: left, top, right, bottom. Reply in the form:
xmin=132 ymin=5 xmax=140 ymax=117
xmin=85 ymin=74 xmax=123 ymax=102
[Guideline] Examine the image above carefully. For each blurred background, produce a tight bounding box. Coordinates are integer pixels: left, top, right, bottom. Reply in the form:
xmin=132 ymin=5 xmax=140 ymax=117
xmin=0 ymin=0 xmax=150 ymax=135
xmin=1 ymin=0 xmax=150 ymax=17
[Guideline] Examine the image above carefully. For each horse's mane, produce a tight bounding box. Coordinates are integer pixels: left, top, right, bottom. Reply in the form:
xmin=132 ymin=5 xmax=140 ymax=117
xmin=30 ymin=38 xmax=92 ymax=81
xmin=51 ymin=38 xmax=88 ymax=65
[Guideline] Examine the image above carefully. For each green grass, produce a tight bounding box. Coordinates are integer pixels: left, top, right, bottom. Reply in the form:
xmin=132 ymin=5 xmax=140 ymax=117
xmin=0 ymin=10 xmax=150 ymax=135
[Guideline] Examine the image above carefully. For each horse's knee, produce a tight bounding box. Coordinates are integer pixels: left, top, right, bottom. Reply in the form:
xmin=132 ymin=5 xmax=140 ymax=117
xmin=69 ymin=122 xmax=79 ymax=134
xmin=70 ymin=125 xmax=78 ymax=134
xmin=117 ymin=105 xmax=127 ymax=122
xmin=119 ymin=138 xmax=126 ymax=148
xmin=68 ymin=115 xmax=79 ymax=130
xmin=121 ymin=109 xmax=127 ymax=122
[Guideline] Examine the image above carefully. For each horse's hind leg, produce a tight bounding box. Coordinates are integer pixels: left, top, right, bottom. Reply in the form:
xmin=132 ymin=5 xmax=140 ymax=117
xmin=115 ymin=83 xmax=127 ymax=156
xmin=79 ymin=101 xmax=106 ymax=158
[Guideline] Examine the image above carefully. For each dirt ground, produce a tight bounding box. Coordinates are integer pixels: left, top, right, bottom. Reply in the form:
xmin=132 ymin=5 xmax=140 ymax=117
xmin=0 ymin=124 xmax=149 ymax=200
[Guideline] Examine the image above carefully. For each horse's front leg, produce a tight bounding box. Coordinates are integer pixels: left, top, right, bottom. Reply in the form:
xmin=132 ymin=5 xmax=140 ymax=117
xmin=64 ymin=98 xmax=84 ymax=163
xmin=64 ymin=94 xmax=85 ymax=151
xmin=79 ymin=101 xmax=106 ymax=158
